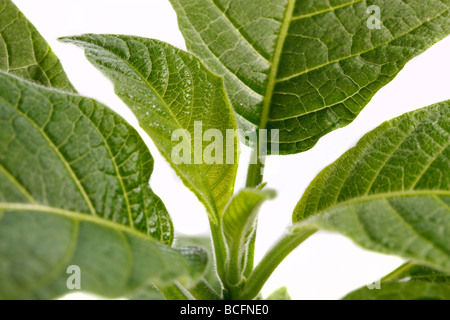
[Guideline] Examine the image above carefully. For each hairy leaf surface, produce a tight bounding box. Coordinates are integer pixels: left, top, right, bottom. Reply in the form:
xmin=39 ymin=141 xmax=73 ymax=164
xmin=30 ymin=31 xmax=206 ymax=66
xmin=170 ymin=0 xmax=450 ymax=154
xmin=294 ymin=102 xmax=450 ymax=272
xmin=222 ymin=188 xmax=275 ymax=284
xmin=0 ymin=0 xmax=75 ymax=92
xmin=0 ymin=71 xmax=206 ymax=299
xmin=61 ymin=35 xmax=239 ymax=221
xmin=344 ymin=263 xmax=450 ymax=299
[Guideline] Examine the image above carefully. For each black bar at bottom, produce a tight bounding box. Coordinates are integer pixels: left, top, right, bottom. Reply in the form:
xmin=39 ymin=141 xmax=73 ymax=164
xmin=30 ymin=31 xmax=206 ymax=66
xmin=152 ymin=300 xmax=334 ymax=319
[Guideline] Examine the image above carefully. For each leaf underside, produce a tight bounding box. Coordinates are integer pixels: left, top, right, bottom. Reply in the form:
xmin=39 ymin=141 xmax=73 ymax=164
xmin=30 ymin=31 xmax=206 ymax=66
xmin=266 ymin=287 xmax=291 ymax=300
xmin=170 ymin=0 xmax=450 ymax=154
xmin=60 ymin=35 xmax=239 ymax=221
xmin=294 ymin=102 xmax=450 ymax=273
xmin=0 ymin=0 xmax=207 ymax=299
xmin=222 ymin=188 xmax=275 ymax=283
xmin=0 ymin=0 xmax=76 ymax=92
xmin=223 ymin=189 xmax=275 ymax=253
xmin=174 ymin=235 xmax=222 ymax=294
xmin=0 ymin=71 xmax=209 ymax=299
xmin=344 ymin=264 xmax=450 ymax=300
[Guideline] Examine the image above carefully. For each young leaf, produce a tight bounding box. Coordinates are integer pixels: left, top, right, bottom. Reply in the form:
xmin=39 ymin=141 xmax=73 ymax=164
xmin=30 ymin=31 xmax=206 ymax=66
xmin=344 ymin=264 xmax=450 ymax=300
xmin=127 ymin=284 xmax=165 ymax=300
xmin=222 ymin=189 xmax=276 ymax=285
xmin=169 ymin=0 xmax=450 ymax=154
xmin=0 ymin=71 xmax=207 ymax=299
xmin=383 ymin=263 xmax=450 ymax=284
xmin=174 ymin=235 xmax=222 ymax=295
xmin=266 ymin=287 xmax=291 ymax=300
xmin=293 ymin=102 xmax=450 ymax=272
xmin=0 ymin=0 xmax=76 ymax=92
xmin=345 ymin=281 xmax=450 ymax=300
xmin=60 ymin=35 xmax=239 ymax=222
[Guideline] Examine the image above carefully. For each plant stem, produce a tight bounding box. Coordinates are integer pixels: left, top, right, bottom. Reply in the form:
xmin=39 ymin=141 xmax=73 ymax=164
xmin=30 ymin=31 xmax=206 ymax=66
xmin=382 ymin=261 xmax=415 ymax=281
xmin=242 ymin=139 xmax=266 ymax=282
xmin=158 ymin=282 xmax=195 ymax=300
xmin=209 ymin=220 xmax=228 ymax=284
xmin=226 ymin=242 xmax=244 ymax=287
xmin=222 ymin=135 xmax=269 ymax=297
xmin=245 ymin=143 xmax=264 ymax=188
xmin=243 ymin=226 xmax=257 ymax=278
xmin=238 ymin=228 xmax=317 ymax=300
xmin=189 ymin=279 xmax=222 ymax=300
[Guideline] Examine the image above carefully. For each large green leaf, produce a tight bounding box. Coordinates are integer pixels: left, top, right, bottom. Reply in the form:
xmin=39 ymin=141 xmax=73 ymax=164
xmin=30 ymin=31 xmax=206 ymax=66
xmin=266 ymin=287 xmax=291 ymax=300
xmin=384 ymin=264 xmax=450 ymax=284
xmin=61 ymin=35 xmax=239 ymax=221
xmin=169 ymin=0 xmax=450 ymax=154
xmin=127 ymin=284 xmax=165 ymax=300
xmin=344 ymin=263 xmax=450 ymax=300
xmin=345 ymin=280 xmax=450 ymax=300
xmin=174 ymin=235 xmax=222 ymax=294
xmin=0 ymin=0 xmax=75 ymax=92
xmin=293 ymin=102 xmax=450 ymax=273
xmin=222 ymin=189 xmax=275 ymax=285
xmin=0 ymin=71 xmax=207 ymax=299
xmin=129 ymin=235 xmax=223 ymax=300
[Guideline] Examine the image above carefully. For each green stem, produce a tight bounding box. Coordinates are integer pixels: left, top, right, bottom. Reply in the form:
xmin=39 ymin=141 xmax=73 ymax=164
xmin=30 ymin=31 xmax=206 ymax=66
xmin=224 ymin=225 xmax=257 ymax=298
xmin=189 ymin=279 xmax=222 ymax=300
xmin=226 ymin=242 xmax=244 ymax=286
xmin=238 ymin=228 xmax=317 ymax=300
xmin=158 ymin=282 xmax=195 ymax=300
xmin=243 ymin=226 xmax=257 ymax=278
xmin=220 ymin=143 xmax=266 ymax=297
xmin=382 ymin=261 xmax=415 ymax=282
xmin=209 ymin=220 xmax=228 ymax=284
xmin=245 ymin=143 xmax=264 ymax=188
xmin=242 ymin=138 xmax=266 ymax=280
xmin=218 ymin=141 xmax=268 ymax=298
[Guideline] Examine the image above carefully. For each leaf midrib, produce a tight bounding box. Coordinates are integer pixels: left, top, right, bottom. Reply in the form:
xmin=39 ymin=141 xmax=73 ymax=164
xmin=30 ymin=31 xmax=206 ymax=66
xmin=173 ymin=3 xmax=263 ymax=99
xmin=295 ymin=190 xmax=450 ymax=268
xmin=259 ymin=0 xmax=296 ymax=130
xmin=291 ymin=0 xmax=365 ymax=21
xmin=79 ymin=103 xmax=135 ymax=229
xmin=1 ymin=80 xmax=139 ymax=228
xmin=0 ymin=202 xmax=156 ymax=242
xmin=304 ymin=189 xmax=450 ymax=220
xmin=0 ymin=164 xmax=35 ymax=203
xmin=229 ymin=0 xmax=449 ymax=131
xmin=7 ymin=221 xmax=80 ymax=299
xmin=275 ymin=6 xmax=450 ymax=84
xmin=81 ymin=37 xmax=221 ymax=219
xmin=382 ymin=198 xmax=450 ymax=257
xmin=3 ymin=93 xmax=97 ymax=216
xmin=207 ymin=0 xmax=270 ymax=63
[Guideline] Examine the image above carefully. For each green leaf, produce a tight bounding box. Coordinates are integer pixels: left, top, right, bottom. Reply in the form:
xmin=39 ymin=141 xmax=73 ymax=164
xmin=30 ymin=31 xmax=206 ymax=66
xmin=169 ymin=0 xmax=450 ymax=154
xmin=60 ymin=35 xmax=239 ymax=222
xmin=222 ymin=189 xmax=276 ymax=285
xmin=0 ymin=0 xmax=75 ymax=92
xmin=384 ymin=263 xmax=450 ymax=283
xmin=127 ymin=284 xmax=165 ymax=300
xmin=293 ymin=102 xmax=450 ymax=273
xmin=133 ymin=236 xmax=223 ymax=300
xmin=174 ymin=235 xmax=222 ymax=294
xmin=266 ymin=287 xmax=291 ymax=300
xmin=345 ymin=281 xmax=450 ymax=300
xmin=0 ymin=71 xmax=207 ymax=299
xmin=344 ymin=263 xmax=450 ymax=300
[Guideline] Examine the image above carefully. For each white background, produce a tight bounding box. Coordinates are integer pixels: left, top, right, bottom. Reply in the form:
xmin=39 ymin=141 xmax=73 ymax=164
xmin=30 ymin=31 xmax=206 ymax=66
xmin=13 ymin=0 xmax=450 ymax=300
